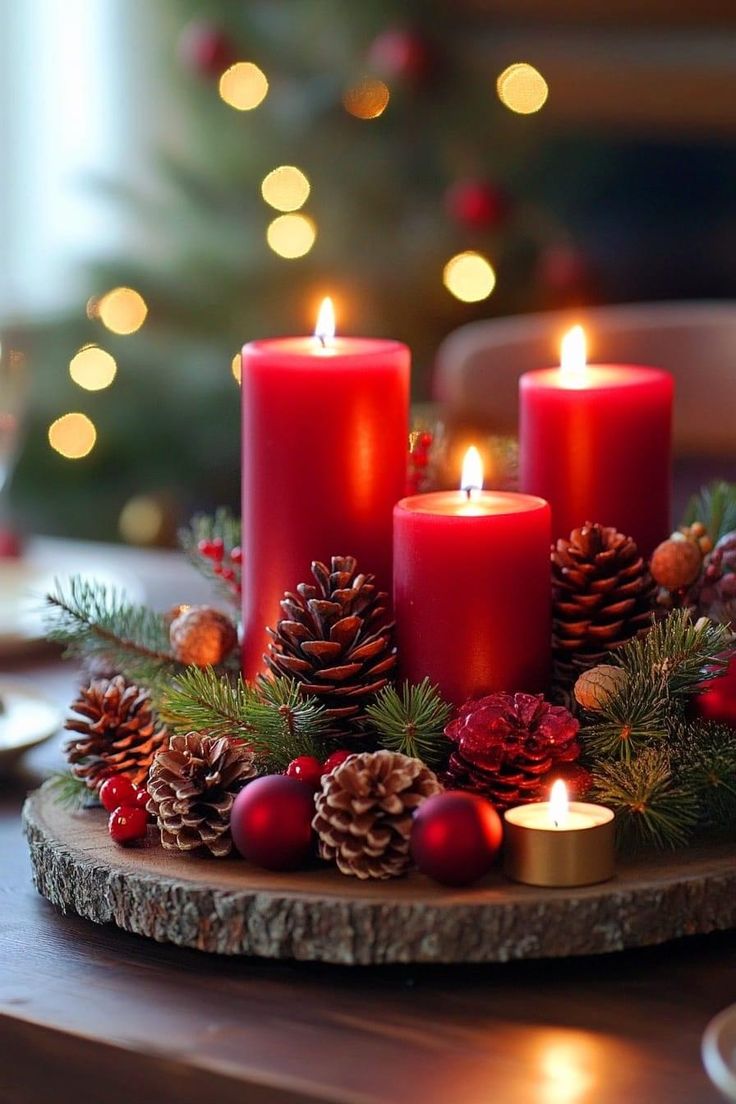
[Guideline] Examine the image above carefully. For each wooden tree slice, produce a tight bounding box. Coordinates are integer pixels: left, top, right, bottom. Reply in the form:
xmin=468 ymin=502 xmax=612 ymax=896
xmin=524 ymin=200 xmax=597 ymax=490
xmin=23 ymin=784 xmax=736 ymax=965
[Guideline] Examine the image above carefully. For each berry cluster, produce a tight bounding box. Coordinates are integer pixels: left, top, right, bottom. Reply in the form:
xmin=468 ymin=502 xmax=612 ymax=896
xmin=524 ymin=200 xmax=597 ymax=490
xmin=285 ymin=749 xmax=353 ymax=790
xmin=407 ymin=429 xmax=433 ymax=495
xmin=197 ymin=536 xmax=243 ymax=598
xmin=100 ymin=774 xmax=151 ymax=846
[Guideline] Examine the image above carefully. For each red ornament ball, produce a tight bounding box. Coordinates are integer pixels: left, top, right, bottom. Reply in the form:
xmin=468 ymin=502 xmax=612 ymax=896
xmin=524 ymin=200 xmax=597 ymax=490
xmin=108 ymin=805 xmax=148 ymax=846
xmin=410 ymin=791 xmax=503 ymax=886
xmin=231 ymin=775 xmax=315 ymax=871
xmin=99 ymin=774 xmax=137 ymax=813
xmin=445 ymin=179 xmax=508 ymax=230
xmin=286 ymin=755 xmax=324 ymax=790
xmin=178 ymin=20 xmax=237 ymax=80
xmin=367 ymin=27 xmax=432 ymax=84
xmin=693 ymin=655 xmax=736 ymax=729
xmin=322 ymin=749 xmax=353 ymax=775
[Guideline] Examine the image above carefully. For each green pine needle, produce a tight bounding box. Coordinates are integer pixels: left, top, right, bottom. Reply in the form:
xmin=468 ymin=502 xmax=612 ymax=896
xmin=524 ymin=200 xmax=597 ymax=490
xmin=683 ymin=481 xmax=736 ymax=544
xmin=615 ymin=609 xmax=732 ymax=698
xmin=591 ymin=751 xmax=699 ymax=852
xmin=671 ymin=720 xmax=736 ymax=829
xmin=365 ymin=678 xmax=452 ymax=767
xmin=46 ymin=771 xmax=93 ymax=811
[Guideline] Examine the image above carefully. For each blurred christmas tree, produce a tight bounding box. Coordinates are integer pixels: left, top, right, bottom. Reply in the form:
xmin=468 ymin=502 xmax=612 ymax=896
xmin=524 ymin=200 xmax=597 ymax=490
xmin=10 ymin=0 xmax=585 ymax=543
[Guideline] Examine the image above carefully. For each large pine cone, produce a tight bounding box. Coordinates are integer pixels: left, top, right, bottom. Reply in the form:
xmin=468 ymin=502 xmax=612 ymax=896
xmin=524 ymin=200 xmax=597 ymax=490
xmin=65 ymin=675 xmax=167 ymax=791
xmin=147 ymin=733 xmax=257 ymax=857
xmin=313 ymin=750 xmax=442 ymax=879
xmin=265 ymin=556 xmax=397 ymax=731
xmin=552 ymin=523 xmax=655 ymax=694
xmin=444 ymin=692 xmax=583 ymax=810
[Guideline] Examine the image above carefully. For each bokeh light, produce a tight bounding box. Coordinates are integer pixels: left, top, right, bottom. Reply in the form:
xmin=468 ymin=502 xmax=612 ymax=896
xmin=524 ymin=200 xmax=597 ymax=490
xmin=119 ymin=495 xmax=167 ymax=546
xmin=266 ymin=213 xmax=317 ymax=259
xmin=261 ymin=166 xmax=311 ymax=212
xmin=343 ymin=78 xmax=390 ymax=119
xmin=497 ymin=62 xmax=548 ymax=114
xmin=443 ymin=251 xmax=496 ymax=302
xmin=93 ymin=287 xmax=148 ymax=335
xmin=48 ymin=413 xmax=97 ymax=459
xmin=232 ymin=352 xmax=242 ymax=383
xmin=218 ymin=62 xmax=269 ymax=110
xmin=69 ymin=345 xmax=117 ymax=391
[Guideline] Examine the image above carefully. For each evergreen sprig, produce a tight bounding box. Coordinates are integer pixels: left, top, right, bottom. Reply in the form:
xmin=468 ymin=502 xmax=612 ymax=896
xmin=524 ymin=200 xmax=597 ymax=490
xmin=683 ymin=480 xmax=736 ymax=543
xmin=179 ymin=507 xmax=241 ymax=605
xmin=615 ymin=610 xmax=731 ymax=696
xmin=365 ymin=679 xmax=452 ymax=766
xmin=671 ymin=720 xmax=736 ymax=829
xmin=46 ymin=771 xmax=94 ymax=811
xmin=590 ymin=751 xmax=699 ymax=852
xmin=44 ymin=577 xmax=180 ymax=688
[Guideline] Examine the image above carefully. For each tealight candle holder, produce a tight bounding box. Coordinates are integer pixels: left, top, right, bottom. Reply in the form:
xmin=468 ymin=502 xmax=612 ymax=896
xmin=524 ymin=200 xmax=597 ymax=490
xmin=503 ymin=780 xmax=615 ymax=888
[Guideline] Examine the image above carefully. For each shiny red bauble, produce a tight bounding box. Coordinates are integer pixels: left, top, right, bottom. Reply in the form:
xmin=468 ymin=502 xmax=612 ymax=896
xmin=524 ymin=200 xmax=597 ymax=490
xmin=99 ymin=774 xmax=137 ymax=813
xmin=108 ymin=806 xmax=148 ymax=846
xmin=693 ymin=655 xmax=736 ymax=728
xmin=445 ymin=179 xmax=508 ymax=231
xmin=286 ymin=755 xmax=324 ymax=790
xmin=410 ymin=791 xmax=503 ymax=886
xmin=322 ymin=749 xmax=353 ymax=775
xmin=231 ymin=776 xmax=315 ymax=871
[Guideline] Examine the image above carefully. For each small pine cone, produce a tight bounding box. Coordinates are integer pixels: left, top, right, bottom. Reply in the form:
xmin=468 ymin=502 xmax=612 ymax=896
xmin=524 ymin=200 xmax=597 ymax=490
xmin=552 ymin=523 xmax=655 ymax=694
xmin=170 ymin=605 xmax=238 ymax=666
xmin=65 ymin=675 xmax=167 ymax=791
xmin=147 ymin=733 xmax=257 ymax=857
xmin=313 ymin=750 xmax=442 ymax=879
xmin=574 ymin=664 xmax=628 ymax=711
xmin=266 ymin=556 xmax=397 ymax=732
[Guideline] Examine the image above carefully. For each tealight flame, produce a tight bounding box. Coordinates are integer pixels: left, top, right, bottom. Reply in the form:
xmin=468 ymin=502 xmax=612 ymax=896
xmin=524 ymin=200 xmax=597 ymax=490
xmin=314 ymin=297 xmax=336 ymax=348
xmin=550 ymin=779 xmax=569 ymax=828
xmin=460 ymin=446 xmax=483 ymax=496
xmin=560 ymin=324 xmax=587 ymax=388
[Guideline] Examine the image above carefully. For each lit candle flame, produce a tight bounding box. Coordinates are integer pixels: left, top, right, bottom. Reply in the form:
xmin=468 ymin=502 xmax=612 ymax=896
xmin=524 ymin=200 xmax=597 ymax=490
xmin=560 ymin=324 xmax=587 ymax=388
xmin=549 ymin=779 xmax=569 ymax=828
xmin=314 ymin=297 xmax=336 ymax=348
xmin=460 ymin=446 xmax=483 ymax=496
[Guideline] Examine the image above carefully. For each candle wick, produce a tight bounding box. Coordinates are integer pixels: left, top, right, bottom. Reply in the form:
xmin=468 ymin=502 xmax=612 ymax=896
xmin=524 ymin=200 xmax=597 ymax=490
xmin=316 ymin=333 xmax=326 ymax=349
xmin=553 ymin=818 xmax=559 ymax=829
xmin=465 ymin=487 xmax=471 ymax=500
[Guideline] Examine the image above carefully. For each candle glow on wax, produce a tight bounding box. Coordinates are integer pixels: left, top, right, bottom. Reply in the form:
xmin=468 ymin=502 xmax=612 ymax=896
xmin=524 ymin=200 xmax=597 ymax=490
xmin=314 ymin=297 xmax=336 ymax=350
xmin=549 ymin=779 xmax=569 ymax=828
xmin=559 ymin=324 xmax=588 ymax=388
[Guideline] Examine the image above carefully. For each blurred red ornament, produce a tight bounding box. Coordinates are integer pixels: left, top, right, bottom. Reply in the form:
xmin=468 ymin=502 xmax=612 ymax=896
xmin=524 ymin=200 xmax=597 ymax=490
xmin=286 ymin=755 xmax=324 ymax=790
xmin=178 ymin=20 xmax=237 ymax=80
xmin=0 ymin=526 xmax=22 ymax=559
xmin=692 ymin=656 xmax=736 ymax=729
xmin=368 ymin=27 xmax=432 ymax=84
xmin=411 ymin=791 xmax=503 ymax=886
xmin=230 ymin=775 xmax=315 ymax=870
xmin=445 ymin=179 xmax=508 ymax=231
xmin=537 ymin=243 xmax=591 ymax=293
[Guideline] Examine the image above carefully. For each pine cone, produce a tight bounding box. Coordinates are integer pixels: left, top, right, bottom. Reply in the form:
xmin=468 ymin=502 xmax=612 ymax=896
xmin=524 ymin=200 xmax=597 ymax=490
xmin=65 ymin=675 xmax=167 ymax=791
xmin=444 ymin=692 xmax=581 ymax=810
xmin=691 ymin=531 xmax=736 ymax=625
xmin=265 ymin=556 xmax=397 ymax=731
xmin=313 ymin=750 xmax=442 ymax=879
xmin=147 ymin=733 xmax=257 ymax=857
xmin=552 ymin=523 xmax=655 ymax=694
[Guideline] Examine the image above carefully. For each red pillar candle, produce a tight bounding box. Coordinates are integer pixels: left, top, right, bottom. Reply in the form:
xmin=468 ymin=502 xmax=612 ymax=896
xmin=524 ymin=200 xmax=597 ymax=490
xmin=519 ymin=326 xmax=673 ymax=556
xmin=394 ymin=448 xmax=551 ymax=706
xmin=242 ymin=299 xmax=410 ymax=681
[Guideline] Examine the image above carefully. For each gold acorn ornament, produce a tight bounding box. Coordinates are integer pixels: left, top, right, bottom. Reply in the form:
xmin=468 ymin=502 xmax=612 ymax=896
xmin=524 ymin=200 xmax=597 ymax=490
xmin=574 ymin=664 xmax=628 ymax=711
xmin=650 ymin=533 xmax=704 ymax=591
xmin=169 ymin=605 xmax=238 ymax=666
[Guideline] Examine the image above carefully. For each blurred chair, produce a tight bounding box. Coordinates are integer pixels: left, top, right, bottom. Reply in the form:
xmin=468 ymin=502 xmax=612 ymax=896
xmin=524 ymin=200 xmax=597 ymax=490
xmin=434 ymin=301 xmax=736 ymax=458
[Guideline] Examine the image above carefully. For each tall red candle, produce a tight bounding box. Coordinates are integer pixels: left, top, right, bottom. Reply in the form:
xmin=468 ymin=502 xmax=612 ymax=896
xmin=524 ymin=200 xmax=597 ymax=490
xmin=519 ymin=326 xmax=673 ymax=556
xmin=242 ymin=300 xmax=409 ymax=681
xmin=394 ymin=449 xmax=551 ymax=706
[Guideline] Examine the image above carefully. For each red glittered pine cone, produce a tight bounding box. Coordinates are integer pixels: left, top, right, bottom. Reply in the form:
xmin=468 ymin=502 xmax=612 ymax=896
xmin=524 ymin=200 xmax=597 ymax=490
xmin=443 ymin=692 xmax=581 ymax=810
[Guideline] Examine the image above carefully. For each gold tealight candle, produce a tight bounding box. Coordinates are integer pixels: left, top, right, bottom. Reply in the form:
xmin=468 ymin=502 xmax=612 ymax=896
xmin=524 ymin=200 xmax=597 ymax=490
xmin=503 ymin=780 xmax=615 ymax=888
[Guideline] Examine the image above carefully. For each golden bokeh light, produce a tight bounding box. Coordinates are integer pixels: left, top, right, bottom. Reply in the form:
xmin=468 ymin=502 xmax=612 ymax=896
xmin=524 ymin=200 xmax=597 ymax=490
xmin=69 ymin=345 xmax=117 ymax=391
xmin=232 ymin=352 xmax=242 ymax=384
xmin=497 ymin=62 xmax=548 ymax=114
xmin=48 ymin=412 xmax=97 ymax=459
xmin=266 ymin=213 xmax=317 ymax=259
xmin=261 ymin=165 xmax=311 ymax=212
xmin=93 ymin=286 xmax=148 ymax=335
xmin=443 ymin=251 xmax=496 ymax=302
xmin=119 ymin=495 xmax=167 ymax=546
xmin=343 ymin=78 xmax=390 ymax=120
xmin=218 ymin=61 xmax=269 ymax=110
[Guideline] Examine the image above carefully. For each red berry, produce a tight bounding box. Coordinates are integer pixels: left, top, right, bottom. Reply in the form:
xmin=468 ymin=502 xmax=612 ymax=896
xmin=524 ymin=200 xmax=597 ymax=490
xmin=322 ymin=749 xmax=353 ymax=775
xmin=210 ymin=537 xmax=225 ymax=561
xmin=286 ymin=755 xmax=324 ymax=789
xmin=230 ymin=545 xmax=243 ymax=564
xmin=99 ymin=774 xmax=137 ymax=813
xmin=108 ymin=805 xmax=148 ymax=846
xmin=133 ymin=787 xmax=150 ymax=814
xmin=220 ymin=567 xmax=235 ymax=582
xmin=198 ymin=538 xmax=214 ymax=557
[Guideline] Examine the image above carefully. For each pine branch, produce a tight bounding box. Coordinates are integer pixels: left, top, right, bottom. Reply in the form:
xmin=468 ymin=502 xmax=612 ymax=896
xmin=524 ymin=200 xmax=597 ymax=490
xmin=671 ymin=720 xmax=736 ymax=829
xmin=44 ymin=577 xmax=181 ymax=687
xmin=160 ymin=665 xmax=258 ymax=741
xmin=365 ymin=679 xmax=452 ymax=767
xmin=179 ymin=508 xmax=241 ymax=606
xmin=682 ymin=481 xmax=736 ymax=543
xmin=581 ymin=677 xmax=669 ymax=762
xmin=46 ymin=771 xmax=94 ymax=811
xmin=590 ymin=751 xmax=699 ymax=852
xmin=615 ymin=609 xmax=732 ymax=697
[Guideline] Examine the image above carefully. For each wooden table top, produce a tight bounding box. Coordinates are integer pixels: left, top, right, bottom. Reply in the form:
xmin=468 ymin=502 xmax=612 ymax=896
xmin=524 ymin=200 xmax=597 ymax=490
xmin=0 ymin=541 xmax=732 ymax=1104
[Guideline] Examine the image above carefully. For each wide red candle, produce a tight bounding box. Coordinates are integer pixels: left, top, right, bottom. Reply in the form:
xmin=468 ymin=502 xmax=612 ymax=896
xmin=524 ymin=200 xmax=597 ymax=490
xmin=519 ymin=327 xmax=672 ymax=556
xmin=394 ymin=481 xmax=551 ymax=706
xmin=241 ymin=304 xmax=409 ymax=681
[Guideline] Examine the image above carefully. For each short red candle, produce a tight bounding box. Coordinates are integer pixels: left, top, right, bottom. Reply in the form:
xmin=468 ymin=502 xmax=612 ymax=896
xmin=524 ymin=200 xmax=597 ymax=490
xmin=241 ymin=307 xmax=409 ymax=682
xmin=519 ymin=328 xmax=673 ymax=556
xmin=393 ymin=487 xmax=551 ymax=706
